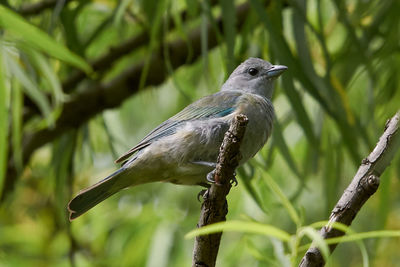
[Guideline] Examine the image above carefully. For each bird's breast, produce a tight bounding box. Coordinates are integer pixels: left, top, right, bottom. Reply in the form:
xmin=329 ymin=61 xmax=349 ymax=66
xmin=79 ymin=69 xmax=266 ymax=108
xmin=234 ymin=93 xmax=274 ymax=163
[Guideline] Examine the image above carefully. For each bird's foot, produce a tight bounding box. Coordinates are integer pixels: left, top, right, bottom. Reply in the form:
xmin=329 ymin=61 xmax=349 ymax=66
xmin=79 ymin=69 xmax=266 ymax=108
xmin=230 ymin=172 xmax=238 ymax=186
xmin=206 ymin=170 xmax=216 ymax=183
xmin=196 ymin=182 xmax=210 ymax=201
xmin=197 ymin=189 xmax=209 ymax=201
xmin=206 ymin=170 xmax=238 ymax=186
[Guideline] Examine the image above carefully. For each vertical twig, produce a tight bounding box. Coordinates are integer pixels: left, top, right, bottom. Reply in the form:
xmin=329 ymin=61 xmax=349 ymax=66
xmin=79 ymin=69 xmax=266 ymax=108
xmin=192 ymin=114 xmax=248 ymax=267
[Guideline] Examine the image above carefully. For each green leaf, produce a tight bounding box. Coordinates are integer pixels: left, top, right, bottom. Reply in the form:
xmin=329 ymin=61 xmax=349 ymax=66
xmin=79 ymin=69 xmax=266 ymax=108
xmin=0 ymin=44 xmax=9 ymax=198
xmin=299 ymin=220 xmax=373 ymax=265
xmin=307 ymin=220 xmax=350 ymax=232
xmin=324 ymin=230 xmax=400 ymax=245
xmin=281 ymin=73 xmax=317 ymax=146
xmin=246 ymin=238 xmax=281 ymax=266
xmin=139 ymin=0 xmax=166 ymax=90
xmin=290 ymin=0 xmax=336 ymax=109
xmin=185 ymin=220 xmax=291 ymax=242
xmin=6 ymin=54 xmax=53 ymax=125
xmin=11 ymin=80 xmax=22 ymax=171
xmin=114 ymin=0 xmax=133 ymax=28
xmin=299 ymin=227 xmax=400 ymax=256
xmin=237 ymin=166 xmax=269 ymax=214
xmin=271 ymin=118 xmax=302 ymax=179
xmin=23 ymin=46 xmax=67 ymax=105
xmin=249 ymin=0 xmax=329 ymax=112
xmin=219 ymin=0 xmax=236 ymax=73
xmin=298 ymin=227 xmax=330 ymax=263
xmin=0 ymin=5 xmax=92 ymax=74
xmin=200 ymin=1 xmax=210 ymax=69
xmin=52 ymin=132 xmax=77 ymax=223
xmin=185 ymin=0 xmax=200 ymax=18
xmin=261 ymin=171 xmax=301 ymax=226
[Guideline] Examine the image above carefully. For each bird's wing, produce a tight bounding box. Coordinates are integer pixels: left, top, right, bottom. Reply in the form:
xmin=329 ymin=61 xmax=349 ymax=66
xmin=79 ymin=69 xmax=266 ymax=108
xmin=115 ymin=91 xmax=241 ymax=164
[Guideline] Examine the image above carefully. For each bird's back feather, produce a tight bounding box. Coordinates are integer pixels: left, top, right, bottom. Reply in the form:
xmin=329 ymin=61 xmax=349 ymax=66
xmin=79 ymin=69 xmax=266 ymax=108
xmin=115 ymin=92 xmax=241 ymax=164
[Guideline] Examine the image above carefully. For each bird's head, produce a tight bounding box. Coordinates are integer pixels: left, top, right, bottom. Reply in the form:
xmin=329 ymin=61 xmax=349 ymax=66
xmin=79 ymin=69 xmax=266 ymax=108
xmin=221 ymin=57 xmax=287 ymax=99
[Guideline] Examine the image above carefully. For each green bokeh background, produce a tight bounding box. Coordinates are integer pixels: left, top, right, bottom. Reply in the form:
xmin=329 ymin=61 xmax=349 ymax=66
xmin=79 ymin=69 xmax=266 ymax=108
xmin=0 ymin=0 xmax=399 ymax=266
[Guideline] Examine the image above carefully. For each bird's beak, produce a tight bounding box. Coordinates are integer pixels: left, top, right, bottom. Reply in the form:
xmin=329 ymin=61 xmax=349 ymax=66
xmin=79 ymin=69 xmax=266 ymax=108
xmin=265 ymin=65 xmax=288 ymax=78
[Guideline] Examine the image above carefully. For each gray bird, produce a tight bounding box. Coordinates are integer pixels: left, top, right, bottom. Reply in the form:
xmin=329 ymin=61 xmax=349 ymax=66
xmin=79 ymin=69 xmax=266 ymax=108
xmin=68 ymin=58 xmax=287 ymax=220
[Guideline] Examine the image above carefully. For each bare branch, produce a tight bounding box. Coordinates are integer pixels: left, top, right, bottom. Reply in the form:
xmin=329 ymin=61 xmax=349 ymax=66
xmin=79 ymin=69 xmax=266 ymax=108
xmin=192 ymin=114 xmax=248 ymax=267
xmin=18 ymin=0 xmax=73 ymax=16
xmin=299 ymin=111 xmax=400 ymax=267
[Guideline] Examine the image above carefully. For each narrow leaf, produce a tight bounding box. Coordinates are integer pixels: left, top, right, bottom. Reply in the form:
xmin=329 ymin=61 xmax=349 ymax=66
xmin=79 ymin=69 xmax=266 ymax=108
xmin=0 ymin=45 xmax=9 ymax=198
xmin=271 ymin=118 xmax=302 ymax=179
xmin=23 ymin=46 xmax=66 ymax=105
xmin=6 ymin=54 xmax=53 ymax=124
xmin=298 ymin=227 xmax=330 ymax=262
xmin=261 ymin=171 xmax=301 ymax=226
xmin=185 ymin=220 xmax=291 ymax=242
xmin=11 ymin=80 xmax=22 ymax=171
xmin=324 ymin=230 xmax=400 ymax=245
xmin=219 ymin=0 xmax=236 ymax=73
xmin=281 ymin=73 xmax=317 ymax=145
xmin=0 ymin=5 xmax=92 ymax=73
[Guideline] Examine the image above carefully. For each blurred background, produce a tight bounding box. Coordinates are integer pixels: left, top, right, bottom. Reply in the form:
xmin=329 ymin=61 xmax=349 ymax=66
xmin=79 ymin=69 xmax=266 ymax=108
xmin=0 ymin=0 xmax=399 ymax=266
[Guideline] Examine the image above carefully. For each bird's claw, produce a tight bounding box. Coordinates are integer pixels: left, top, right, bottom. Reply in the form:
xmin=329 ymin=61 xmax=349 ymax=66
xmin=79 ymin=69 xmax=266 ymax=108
xmin=206 ymin=170 xmax=238 ymax=186
xmin=197 ymin=189 xmax=208 ymax=201
xmin=230 ymin=175 xmax=238 ymax=186
xmin=230 ymin=171 xmax=238 ymax=186
xmin=206 ymin=170 xmax=216 ymax=183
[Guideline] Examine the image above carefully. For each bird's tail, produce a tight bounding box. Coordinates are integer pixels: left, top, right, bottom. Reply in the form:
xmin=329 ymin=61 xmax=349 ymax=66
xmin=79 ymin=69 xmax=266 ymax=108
xmin=68 ymin=168 xmax=130 ymax=221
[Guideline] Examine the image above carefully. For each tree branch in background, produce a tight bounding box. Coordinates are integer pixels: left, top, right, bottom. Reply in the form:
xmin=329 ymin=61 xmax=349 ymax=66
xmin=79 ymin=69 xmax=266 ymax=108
xmin=62 ymin=0 xmax=220 ymax=92
xmin=2 ymin=2 xmax=254 ymax=200
xmin=18 ymin=0 xmax=74 ymax=16
xmin=192 ymin=114 xmax=248 ymax=267
xmin=299 ymin=111 xmax=400 ymax=267
xmin=23 ymin=0 xmax=220 ymax=119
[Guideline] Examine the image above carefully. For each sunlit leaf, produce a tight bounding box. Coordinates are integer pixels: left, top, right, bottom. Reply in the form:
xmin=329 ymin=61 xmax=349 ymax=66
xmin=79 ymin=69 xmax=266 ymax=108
xmin=186 ymin=220 xmax=291 ymax=242
xmin=325 ymin=230 xmax=400 ymax=245
xmin=0 ymin=44 xmax=9 ymax=198
xmin=299 ymin=228 xmax=400 ymax=255
xmin=297 ymin=227 xmax=330 ymax=263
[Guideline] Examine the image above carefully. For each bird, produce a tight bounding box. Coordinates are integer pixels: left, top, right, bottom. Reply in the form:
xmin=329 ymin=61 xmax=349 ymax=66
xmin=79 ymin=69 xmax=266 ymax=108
xmin=67 ymin=58 xmax=287 ymax=220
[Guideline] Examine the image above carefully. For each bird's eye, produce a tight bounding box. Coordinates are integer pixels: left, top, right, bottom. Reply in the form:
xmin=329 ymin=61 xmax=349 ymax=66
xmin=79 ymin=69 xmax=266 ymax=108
xmin=248 ymin=68 xmax=258 ymax=76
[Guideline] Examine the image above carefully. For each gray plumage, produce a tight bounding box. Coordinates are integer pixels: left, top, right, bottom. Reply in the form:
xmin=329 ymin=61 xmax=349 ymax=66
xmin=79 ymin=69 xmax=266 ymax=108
xmin=68 ymin=58 xmax=287 ymax=220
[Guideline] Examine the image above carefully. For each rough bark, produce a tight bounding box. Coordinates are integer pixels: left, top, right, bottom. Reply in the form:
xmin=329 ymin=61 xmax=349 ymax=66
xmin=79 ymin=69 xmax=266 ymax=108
xmin=299 ymin=111 xmax=400 ymax=267
xmin=192 ymin=114 xmax=248 ymax=267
